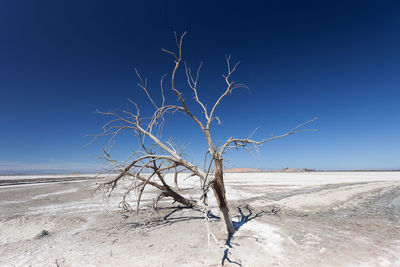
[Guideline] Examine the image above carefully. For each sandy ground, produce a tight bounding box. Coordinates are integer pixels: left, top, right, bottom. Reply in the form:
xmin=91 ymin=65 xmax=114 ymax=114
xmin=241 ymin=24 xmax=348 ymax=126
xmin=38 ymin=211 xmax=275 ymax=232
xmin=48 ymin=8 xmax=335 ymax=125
xmin=0 ymin=172 xmax=399 ymax=266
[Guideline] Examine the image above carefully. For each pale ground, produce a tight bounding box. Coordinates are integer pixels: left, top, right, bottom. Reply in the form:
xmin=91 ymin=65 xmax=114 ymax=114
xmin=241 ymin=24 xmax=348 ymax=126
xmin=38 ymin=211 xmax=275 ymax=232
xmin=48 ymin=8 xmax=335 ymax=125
xmin=0 ymin=172 xmax=399 ymax=266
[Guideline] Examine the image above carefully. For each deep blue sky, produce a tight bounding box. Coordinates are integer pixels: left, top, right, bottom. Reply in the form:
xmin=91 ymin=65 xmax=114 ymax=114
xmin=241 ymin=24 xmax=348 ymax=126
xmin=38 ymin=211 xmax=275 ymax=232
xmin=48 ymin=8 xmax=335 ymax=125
xmin=1 ymin=0 xmax=399 ymax=173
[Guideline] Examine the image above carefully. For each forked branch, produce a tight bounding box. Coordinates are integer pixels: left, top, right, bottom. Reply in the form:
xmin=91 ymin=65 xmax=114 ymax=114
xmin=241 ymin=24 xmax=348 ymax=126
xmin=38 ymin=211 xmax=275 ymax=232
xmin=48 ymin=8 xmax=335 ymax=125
xmin=219 ymin=117 xmax=318 ymax=154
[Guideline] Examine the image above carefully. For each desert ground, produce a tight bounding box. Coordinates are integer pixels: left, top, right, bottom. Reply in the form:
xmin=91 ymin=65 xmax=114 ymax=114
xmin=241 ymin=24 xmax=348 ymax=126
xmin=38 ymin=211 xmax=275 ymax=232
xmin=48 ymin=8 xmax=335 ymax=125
xmin=0 ymin=172 xmax=399 ymax=266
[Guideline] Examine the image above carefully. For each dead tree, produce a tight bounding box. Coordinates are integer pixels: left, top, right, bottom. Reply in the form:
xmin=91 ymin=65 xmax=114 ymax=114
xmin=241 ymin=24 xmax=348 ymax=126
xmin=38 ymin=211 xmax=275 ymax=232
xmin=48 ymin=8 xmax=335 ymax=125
xmin=93 ymin=32 xmax=315 ymax=236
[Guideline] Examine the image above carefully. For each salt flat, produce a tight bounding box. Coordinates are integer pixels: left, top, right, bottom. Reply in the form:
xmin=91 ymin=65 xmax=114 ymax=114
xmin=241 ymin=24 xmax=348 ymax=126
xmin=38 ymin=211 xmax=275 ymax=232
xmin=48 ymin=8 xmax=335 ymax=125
xmin=0 ymin=172 xmax=399 ymax=266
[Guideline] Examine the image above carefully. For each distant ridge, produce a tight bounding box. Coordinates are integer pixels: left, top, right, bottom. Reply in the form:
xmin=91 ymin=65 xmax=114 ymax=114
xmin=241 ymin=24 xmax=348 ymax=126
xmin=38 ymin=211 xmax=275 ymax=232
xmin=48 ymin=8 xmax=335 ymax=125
xmin=224 ymin=168 xmax=266 ymax=173
xmin=223 ymin=168 xmax=400 ymax=173
xmin=271 ymin=168 xmax=306 ymax=173
xmin=224 ymin=167 xmax=315 ymax=173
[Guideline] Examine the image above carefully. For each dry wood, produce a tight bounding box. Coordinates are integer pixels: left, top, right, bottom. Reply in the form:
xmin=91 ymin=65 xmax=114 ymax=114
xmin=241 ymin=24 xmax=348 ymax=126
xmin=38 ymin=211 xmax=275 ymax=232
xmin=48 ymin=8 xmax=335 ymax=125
xmin=92 ymin=32 xmax=315 ymax=237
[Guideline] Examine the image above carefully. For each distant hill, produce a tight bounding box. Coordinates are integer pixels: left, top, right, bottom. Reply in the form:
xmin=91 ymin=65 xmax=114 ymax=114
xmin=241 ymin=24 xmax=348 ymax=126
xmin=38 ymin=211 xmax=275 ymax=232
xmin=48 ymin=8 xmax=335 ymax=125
xmin=271 ymin=168 xmax=307 ymax=173
xmin=224 ymin=168 xmax=266 ymax=173
xmin=224 ymin=167 xmax=316 ymax=173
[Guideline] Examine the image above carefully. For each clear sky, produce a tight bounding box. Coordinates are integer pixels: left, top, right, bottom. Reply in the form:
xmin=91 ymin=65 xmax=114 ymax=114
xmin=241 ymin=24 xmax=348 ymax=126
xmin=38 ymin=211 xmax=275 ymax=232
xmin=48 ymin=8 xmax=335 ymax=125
xmin=1 ymin=0 xmax=399 ymax=173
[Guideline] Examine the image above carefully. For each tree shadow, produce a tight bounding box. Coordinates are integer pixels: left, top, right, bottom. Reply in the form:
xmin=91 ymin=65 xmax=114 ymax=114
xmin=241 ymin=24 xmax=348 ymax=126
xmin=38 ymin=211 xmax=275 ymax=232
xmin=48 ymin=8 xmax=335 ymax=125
xmin=221 ymin=204 xmax=279 ymax=266
xmin=124 ymin=206 xmax=210 ymax=230
xmin=123 ymin=204 xmax=278 ymax=266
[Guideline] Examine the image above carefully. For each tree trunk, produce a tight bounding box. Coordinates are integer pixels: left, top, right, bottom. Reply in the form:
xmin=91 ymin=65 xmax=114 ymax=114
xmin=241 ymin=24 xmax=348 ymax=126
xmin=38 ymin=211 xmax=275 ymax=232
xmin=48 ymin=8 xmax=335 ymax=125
xmin=211 ymin=158 xmax=235 ymax=235
xmin=174 ymin=166 xmax=179 ymax=191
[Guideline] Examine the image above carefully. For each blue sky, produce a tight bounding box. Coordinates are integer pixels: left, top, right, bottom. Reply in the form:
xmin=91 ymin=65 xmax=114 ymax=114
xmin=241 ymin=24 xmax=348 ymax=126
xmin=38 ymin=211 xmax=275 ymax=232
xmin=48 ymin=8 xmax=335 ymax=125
xmin=0 ymin=0 xmax=399 ymax=173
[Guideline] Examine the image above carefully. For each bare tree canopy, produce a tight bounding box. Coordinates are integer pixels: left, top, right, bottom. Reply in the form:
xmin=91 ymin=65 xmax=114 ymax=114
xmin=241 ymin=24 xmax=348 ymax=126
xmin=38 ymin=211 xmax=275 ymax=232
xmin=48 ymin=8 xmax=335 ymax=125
xmin=91 ymin=32 xmax=316 ymax=236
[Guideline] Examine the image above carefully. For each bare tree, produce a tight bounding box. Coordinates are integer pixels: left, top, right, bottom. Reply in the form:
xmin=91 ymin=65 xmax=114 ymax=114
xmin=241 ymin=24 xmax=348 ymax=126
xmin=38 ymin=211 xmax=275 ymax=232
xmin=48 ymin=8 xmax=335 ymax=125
xmin=92 ymin=32 xmax=315 ymax=236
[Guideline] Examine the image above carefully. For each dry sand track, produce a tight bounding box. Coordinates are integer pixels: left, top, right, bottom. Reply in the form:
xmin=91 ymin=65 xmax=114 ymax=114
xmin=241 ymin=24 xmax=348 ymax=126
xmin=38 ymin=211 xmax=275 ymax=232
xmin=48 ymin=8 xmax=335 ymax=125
xmin=0 ymin=172 xmax=399 ymax=266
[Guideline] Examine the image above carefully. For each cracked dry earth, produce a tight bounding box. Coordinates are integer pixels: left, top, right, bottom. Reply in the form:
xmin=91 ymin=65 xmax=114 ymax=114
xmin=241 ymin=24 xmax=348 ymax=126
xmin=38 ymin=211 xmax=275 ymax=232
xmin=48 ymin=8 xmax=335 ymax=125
xmin=0 ymin=172 xmax=399 ymax=266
